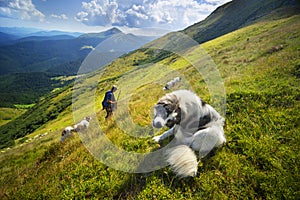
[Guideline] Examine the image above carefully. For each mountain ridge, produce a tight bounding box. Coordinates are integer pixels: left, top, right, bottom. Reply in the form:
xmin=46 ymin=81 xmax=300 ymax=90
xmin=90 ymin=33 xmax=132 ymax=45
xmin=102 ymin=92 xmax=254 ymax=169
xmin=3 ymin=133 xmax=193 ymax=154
xmin=0 ymin=27 xmax=82 ymax=38
xmin=78 ymin=27 xmax=122 ymax=38
xmin=16 ymin=35 xmax=76 ymax=43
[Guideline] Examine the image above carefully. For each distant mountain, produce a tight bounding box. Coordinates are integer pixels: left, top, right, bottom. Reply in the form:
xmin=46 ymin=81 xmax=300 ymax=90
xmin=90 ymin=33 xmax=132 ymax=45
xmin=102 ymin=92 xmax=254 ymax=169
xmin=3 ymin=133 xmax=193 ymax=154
xmin=0 ymin=27 xmax=82 ymax=38
xmin=16 ymin=35 xmax=76 ymax=43
xmin=0 ymin=32 xmax=18 ymax=45
xmin=77 ymin=32 xmax=155 ymax=74
xmin=26 ymin=30 xmax=82 ymax=38
xmin=182 ymin=0 xmax=297 ymax=44
xmin=0 ymin=38 xmax=88 ymax=75
xmin=0 ymin=27 xmax=154 ymax=76
xmin=0 ymin=28 xmax=82 ymax=45
xmin=78 ymin=27 xmax=121 ymax=38
xmin=0 ymin=27 xmax=43 ymax=37
xmin=101 ymin=33 xmax=151 ymax=52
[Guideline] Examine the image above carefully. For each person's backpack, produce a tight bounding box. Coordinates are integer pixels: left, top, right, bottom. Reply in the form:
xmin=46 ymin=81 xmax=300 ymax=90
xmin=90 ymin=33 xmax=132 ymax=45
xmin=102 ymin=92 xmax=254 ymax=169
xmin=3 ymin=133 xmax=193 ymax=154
xmin=102 ymin=91 xmax=110 ymax=110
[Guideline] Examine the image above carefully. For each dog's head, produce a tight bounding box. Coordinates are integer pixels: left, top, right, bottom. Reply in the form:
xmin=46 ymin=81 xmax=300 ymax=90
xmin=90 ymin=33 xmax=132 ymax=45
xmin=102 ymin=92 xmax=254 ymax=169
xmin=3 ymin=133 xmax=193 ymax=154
xmin=84 ymin=116 xmax=91 ymax=122
xmin=60 ymin=129 xmax=69 ymax=142
xmin=61 ymin=130 xmax=66 ymax=137
xmin=152 ymin=93 xmax=181 ymax=129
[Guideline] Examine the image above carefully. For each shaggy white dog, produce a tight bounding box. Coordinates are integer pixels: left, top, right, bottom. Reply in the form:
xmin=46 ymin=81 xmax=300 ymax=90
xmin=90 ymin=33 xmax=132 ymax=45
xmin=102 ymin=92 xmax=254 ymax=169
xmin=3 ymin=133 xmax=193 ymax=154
xmin=152 ymin=90 xmax=226 ymax=177
xmin=60 ymin=116 xmax=91 ymax=142
xmin=163 ymin=77 xmax=181 ymax=90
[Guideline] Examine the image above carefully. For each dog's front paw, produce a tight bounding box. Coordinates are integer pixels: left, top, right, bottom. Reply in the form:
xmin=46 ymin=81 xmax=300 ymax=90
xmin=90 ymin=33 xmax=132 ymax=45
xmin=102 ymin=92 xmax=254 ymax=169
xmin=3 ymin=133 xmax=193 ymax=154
xmin=152 ymin=135 xmax=161 ymax=143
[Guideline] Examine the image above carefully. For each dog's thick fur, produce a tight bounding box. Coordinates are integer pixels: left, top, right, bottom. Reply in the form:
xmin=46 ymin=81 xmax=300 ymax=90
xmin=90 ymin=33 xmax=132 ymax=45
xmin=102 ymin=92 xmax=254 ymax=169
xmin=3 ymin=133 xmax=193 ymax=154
xmin=152 ymin=90 xmax=225 ymax=178
xmin=60 ymin=116 xmax=91 ymax=142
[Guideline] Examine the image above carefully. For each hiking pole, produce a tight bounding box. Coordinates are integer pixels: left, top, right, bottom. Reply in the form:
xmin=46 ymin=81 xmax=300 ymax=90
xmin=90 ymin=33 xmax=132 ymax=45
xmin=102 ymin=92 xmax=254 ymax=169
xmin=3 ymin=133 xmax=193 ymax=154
xmin=117 ymin=90 xmax=121 ymax=101
xmin=114 ymin=90 xmax=121 ymax=111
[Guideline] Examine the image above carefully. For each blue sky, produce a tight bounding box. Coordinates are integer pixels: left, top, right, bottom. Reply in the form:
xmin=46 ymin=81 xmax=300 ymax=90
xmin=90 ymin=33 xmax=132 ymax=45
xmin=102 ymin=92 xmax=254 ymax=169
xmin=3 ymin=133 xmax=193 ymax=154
xmin=0 ymin=0 xmax=231 ymax=35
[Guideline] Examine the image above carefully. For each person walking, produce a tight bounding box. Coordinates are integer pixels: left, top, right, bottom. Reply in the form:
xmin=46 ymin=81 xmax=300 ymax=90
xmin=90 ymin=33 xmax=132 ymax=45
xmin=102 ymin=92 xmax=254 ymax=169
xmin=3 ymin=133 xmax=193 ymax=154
xmin=102 ymin=86 xmax=118 ymax=119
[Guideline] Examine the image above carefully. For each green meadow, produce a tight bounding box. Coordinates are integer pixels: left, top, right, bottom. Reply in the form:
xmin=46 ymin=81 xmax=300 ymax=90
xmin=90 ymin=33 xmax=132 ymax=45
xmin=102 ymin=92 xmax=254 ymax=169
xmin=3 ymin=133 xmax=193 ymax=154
xmin=0 ymin=108 xmax=26 ymax=126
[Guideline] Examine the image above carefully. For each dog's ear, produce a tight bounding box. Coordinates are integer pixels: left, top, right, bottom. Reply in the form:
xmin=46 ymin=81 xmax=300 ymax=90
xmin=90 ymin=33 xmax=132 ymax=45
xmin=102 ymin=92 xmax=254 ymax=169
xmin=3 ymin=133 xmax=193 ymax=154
xmin=159 ymin=94 xmax=178 ymax=106
xmin=159 ymin=93 xmax=179 ymax=112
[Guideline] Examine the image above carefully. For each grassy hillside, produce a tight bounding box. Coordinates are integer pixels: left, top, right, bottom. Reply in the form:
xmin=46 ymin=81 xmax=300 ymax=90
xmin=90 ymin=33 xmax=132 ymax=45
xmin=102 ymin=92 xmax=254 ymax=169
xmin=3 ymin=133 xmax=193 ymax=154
xmin=0 ymin=84 xmax=73 ymax=148
xmin=182 ymin=0 xmax=296 ymax=43
xmin=0 ymin=7 xmax=299 ymax=200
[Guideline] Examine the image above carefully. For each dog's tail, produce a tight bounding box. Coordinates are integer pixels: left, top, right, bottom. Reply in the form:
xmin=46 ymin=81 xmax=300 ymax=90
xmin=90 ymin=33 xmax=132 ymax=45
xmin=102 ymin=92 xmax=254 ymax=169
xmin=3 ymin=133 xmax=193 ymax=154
xmin=166 ymin=145 xmax=198 ymax=178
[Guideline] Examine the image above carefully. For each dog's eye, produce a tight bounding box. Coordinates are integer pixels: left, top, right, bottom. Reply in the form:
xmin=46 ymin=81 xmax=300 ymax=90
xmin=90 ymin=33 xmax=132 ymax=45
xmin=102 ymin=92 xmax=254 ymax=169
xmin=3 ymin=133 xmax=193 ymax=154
xmin=154 ymin=104 xmax=168 ymax=118
xmin=164 ymin=106 xmax=173 ymax=115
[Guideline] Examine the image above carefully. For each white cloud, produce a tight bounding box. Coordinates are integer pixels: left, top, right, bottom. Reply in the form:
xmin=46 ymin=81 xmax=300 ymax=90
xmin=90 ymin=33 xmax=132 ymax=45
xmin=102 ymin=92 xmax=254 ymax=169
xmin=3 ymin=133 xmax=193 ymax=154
xmin=75 ymin=0 xmax=231 ymax=29
xmin=0 ymin=0 xmax=45 ymax=21
xmin=0 ymin=7 xmax=12 ymax=16
xmin=51 ymin=14 xmax=68 ymax=20
xmin=75 ymin=0 xmax=126 ymax=26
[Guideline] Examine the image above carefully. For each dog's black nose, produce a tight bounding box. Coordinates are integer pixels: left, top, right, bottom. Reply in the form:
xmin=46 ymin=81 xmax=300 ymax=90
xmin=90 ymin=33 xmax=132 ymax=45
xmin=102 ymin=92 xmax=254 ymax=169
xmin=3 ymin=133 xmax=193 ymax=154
xmin=152 ymin=119 xmax=163 ymax=128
